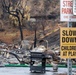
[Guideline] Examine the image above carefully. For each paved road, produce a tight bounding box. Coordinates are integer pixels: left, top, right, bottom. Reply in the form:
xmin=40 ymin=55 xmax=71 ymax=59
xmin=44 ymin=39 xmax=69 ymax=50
xmin=0 ymin=67 xmax=70 ymax=75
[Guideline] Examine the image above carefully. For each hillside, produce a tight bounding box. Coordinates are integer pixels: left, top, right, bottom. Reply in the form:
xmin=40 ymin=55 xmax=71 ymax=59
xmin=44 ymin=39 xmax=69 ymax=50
xmin=0 ymin=0 xmax=67 ymax=47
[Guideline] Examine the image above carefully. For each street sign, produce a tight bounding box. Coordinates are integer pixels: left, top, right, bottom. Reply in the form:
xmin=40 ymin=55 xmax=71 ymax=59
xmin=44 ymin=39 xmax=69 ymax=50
xmin=60 ymin=28 xmax=76 ymax=59
xmin=73 ymin=0 xmax=76 ymax=15
xmin=60 ymin=0 xmax=76 ymax=22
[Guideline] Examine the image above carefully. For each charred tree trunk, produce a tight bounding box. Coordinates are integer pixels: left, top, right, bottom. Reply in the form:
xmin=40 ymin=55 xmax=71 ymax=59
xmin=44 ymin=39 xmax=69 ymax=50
xmin=34 ymin=28 xmax=37 ymax=48
xmin=18 ymin=17 xmax=23 ymax=41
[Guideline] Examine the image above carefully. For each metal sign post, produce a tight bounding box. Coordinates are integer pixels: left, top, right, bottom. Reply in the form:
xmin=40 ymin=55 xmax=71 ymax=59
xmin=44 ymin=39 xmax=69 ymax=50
xmin=67 ymin=59 xmax=72 ymax=75
xmin=67 ymin=22 xmax=72 ymax=75
xmin=60 ymin=0 xmax=76 ymax=75
xmin=68 ymin=2 xmax=76 ymax=75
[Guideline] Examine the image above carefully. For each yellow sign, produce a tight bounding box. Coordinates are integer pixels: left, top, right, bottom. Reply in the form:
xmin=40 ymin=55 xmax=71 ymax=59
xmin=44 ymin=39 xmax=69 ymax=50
xmin=60 ymin=28 xmax=76 ymax=59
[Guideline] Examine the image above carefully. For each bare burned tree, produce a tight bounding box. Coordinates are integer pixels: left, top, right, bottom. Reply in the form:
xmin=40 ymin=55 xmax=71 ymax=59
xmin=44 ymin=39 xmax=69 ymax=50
xmin=1 ymin=0 xmax=30 ymax=41
xmin=33 ymin=23 xmax=38 ymax=48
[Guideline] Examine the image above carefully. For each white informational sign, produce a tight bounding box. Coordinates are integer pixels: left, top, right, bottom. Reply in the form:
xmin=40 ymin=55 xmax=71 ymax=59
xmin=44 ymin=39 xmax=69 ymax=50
xmin=73 ymin=0 xmax=76 ymax=15
xmin=60 ymin=0 xmax=76 ymax=22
